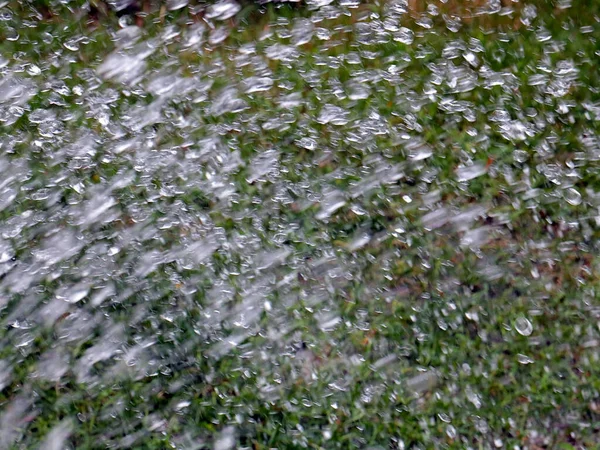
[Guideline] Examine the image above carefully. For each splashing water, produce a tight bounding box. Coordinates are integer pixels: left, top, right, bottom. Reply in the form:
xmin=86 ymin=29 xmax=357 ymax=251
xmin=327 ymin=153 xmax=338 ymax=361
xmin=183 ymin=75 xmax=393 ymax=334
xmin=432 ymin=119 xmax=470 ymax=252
xmin=0 ymin=0 xmax=598 ymax=448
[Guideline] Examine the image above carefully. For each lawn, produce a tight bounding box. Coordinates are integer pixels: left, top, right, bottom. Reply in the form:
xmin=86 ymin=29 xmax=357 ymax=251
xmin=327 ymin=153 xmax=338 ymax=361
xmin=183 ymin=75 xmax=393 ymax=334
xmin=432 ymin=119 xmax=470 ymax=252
xmin=0 ymin=0 xmax=599 ymax=448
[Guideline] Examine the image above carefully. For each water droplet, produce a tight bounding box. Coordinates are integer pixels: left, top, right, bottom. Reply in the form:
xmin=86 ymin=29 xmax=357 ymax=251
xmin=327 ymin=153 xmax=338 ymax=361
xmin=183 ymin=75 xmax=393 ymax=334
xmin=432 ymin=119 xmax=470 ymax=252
xmin=205 ymin=0 xmax=241 ymax=21
xmin=214 ymin=426 xmax=236 ymax=450
xmin=456 ymin=163 xmax=487 ymax=182
xmin=515 ymin=317 xmax=533 ymax=336
xmin=317 ymin=104 xmax=349 ymax=125
xmin=446 ymin=424 xmax=457 ymax=439
xmin=513 ymin=149 xmax=529 ymax=163
xmin=394 ymin=27 xmax=414 ymax=45
xmin=0 ymin=360 xmax=12 ymax=391
xmin=564 ymin=187 xmax=582 ymax=206
xmin=517 ymin=354 xmax=534 ymax=365
xmin=406 ymin=371 xmax=438 ymax=394
xmin=167 ymin=0 xmax=188 ymax=10
xmin=242 ymin=76 xmax=273 ymax=94
xmin=209 ymin=26 xmax=230 ymax=45
xmin=291 ymin=18 xmax=314 ymax=46
xmin=265 ymin=43 xmax=299 ymax=62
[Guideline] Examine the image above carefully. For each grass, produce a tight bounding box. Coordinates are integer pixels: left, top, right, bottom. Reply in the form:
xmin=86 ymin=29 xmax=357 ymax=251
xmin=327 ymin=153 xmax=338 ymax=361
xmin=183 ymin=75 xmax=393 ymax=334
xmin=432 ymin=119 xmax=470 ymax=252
xmin=0 ymin=0 xmax=600 ymax=449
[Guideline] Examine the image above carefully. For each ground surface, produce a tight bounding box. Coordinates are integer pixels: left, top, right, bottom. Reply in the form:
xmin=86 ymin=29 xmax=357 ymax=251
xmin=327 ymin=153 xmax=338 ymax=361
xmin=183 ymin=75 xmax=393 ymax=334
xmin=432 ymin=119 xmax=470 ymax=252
xmin=0 ymin=0 xmax=600 ymax=448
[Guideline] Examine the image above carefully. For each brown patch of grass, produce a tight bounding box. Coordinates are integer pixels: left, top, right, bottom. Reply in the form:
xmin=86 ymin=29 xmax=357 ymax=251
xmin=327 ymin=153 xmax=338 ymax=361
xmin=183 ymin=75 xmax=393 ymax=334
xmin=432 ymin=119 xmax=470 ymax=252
xmin=405 ymin=0 xmax=524 ymax=29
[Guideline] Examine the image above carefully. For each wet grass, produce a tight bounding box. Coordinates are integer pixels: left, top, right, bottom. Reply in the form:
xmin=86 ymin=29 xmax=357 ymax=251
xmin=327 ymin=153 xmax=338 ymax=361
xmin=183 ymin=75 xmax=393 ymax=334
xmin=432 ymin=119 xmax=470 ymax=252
xmin=1 ymin=0 xmax=600 ymax=449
